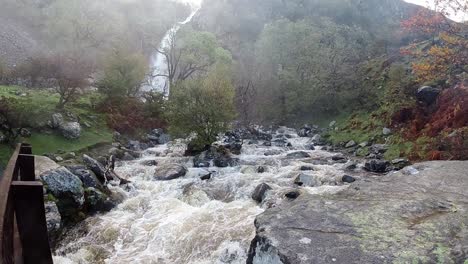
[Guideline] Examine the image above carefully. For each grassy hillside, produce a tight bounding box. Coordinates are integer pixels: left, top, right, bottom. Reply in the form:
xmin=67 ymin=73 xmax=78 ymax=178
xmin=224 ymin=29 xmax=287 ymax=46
xmin=0 ymin=86 xmax=112 ymax=165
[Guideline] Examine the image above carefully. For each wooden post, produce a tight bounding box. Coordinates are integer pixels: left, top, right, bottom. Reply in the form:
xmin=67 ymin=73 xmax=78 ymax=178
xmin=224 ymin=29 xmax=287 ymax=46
xmin=11 ymin=181 xmax=53 ymax=264
xmin=19 ymin=145 xmax=32 ymax=155
xmin=17 ymin=155 xmax=35 ymax=182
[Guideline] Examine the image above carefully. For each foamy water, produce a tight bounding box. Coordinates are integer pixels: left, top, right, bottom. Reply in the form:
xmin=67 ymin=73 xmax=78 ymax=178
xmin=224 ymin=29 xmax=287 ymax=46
xmin=54 ymin=129 xmax=349 ymax=264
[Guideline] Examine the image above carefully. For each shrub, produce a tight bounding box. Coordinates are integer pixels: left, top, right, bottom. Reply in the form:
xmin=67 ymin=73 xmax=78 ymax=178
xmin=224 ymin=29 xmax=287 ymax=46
xmin=97 ymin=49 xmax=148 ymax=100
xmin=166 ymin=67 xmax=236 ymax=150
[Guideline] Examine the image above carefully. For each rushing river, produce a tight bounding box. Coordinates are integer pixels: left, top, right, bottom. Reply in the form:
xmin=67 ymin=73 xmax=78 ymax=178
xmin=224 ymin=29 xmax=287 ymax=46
xmin=54 ymin=127 xmax=350 ymax=264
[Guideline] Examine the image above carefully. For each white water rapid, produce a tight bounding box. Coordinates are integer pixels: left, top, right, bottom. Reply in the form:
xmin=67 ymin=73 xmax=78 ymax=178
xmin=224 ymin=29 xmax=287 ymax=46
xmin=142 ymin=6 xmax=200 ymax=95
xmin=54 ymin=127 xmax=353 ymax=264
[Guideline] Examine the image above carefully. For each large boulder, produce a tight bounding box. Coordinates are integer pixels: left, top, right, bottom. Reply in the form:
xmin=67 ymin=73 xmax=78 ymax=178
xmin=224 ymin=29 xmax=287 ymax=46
xmin=416 ymin=86 xmax=441 ymax=105
xmin=60 ymin=122 xmax=81 ymax=139
xmin=154 ymin=164 xmax=187 ymax=181
xmin=35 ymin=156 xmax=60 ymax=177
xmin=41 ymin=167 xmax=84 ymax=217
xmin=66 ymin=165 xmax=103 ymax=189
xmin=248 ymin=161 xmax=468 ymax=264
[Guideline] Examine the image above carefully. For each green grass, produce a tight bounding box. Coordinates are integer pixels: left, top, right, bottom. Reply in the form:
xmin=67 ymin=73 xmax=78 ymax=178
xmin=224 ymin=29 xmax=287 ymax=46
xmin=0 ymin=86 xmax=112 ymax=165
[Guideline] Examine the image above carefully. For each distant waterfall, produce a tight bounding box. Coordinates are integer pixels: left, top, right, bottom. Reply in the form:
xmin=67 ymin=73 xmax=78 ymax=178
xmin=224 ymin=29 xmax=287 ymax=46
xmin=142 ymin=7 xmax=200 ymax=95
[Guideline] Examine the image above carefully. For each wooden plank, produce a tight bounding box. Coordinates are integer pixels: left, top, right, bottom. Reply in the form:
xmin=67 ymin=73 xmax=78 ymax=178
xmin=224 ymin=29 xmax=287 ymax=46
xmin=17 ymin=155 xmax=35 ymax=182
xmin=19 ymin=145 xmax=32 ymax=155
xmin=11 ymin=181 xmax=53 ymax=264
xmin=0 ymin=144 xmax=21 ymax=264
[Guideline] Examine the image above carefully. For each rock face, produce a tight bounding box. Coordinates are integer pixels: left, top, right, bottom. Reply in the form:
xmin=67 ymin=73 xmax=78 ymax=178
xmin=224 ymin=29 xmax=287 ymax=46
xmin=154 ymin=164 xmax=187 ymax=181
xmin=248 ymin=161 xmax=468 ymax=264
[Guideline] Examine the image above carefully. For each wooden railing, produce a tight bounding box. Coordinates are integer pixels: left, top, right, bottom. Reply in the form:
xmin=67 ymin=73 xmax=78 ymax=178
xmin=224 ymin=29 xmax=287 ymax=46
xmin=0 ymin=143 xmax=53 ymax=264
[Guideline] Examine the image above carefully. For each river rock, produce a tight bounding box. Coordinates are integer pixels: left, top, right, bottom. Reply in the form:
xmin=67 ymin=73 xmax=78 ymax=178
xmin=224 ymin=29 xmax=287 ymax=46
xmin=41 ymin=167 xmax=84 ymax=216
xmin=248 ymin=161 xmax=468 ymax=264
xmin=294 ymin=173 xmax=320 ymax=187
xmin=286 ymin=151 xmax=310 ymax=159
xmin=60 ymin=122 xmax=81 ymax=139
xmin=84 ymin=187 xmax=116 ymax=214
xmin=252 ymin=183 xmax=272 ymax=203
xmin=364 ymin=159 xmax=392 ymax=173
xmin=44 ymin=201 xmax=62 ymax=247
xmin=66 ymin=165 xmax=102 ymax=189
xmin=140 ymin=159 xmax=158 ymax=166
xmin=264 ymin=149 xmax=282 ymax=156
xmin=342 ymin=175 xmax=356 ymax=183
xmin=82 ymin=154 xmax=107 ymax=183
xmin=154 ymin=164 xmax=187 ymax=181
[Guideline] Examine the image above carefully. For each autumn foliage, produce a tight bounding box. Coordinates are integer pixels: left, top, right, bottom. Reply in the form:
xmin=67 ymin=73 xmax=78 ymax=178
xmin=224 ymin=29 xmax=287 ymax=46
xmin=401 ymin=2 xmax=467 ymax=83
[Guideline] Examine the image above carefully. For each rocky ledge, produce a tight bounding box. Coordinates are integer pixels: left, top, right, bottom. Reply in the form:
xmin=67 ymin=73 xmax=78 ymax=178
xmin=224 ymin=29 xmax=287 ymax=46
xmin=248 ymin=161 xmax=468 ymax=263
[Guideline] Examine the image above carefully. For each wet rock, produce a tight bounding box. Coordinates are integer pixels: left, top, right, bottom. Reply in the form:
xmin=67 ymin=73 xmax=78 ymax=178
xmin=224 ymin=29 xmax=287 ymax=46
xmin=200 ymin=172 xmax=211 ymax=181
xmin=108 ymin=147 xmax=125 ymax=159
xmin=82 ymin=154 xmax=107 ymax=183
xmin=66 ymin=165 xmax=102 ymax=189
xmin=271 ymin=138 xmax=290 ymax=147
xmin=391 ymin=158 xmax=410 ymax=170
xmin=44 ymin=202 xmax=62 ymax=247
xmin=147 ymin=129 xmax=171 ymax=144
xmin=84 ymin=187 xmax=116 ymax=214
xmin=154 ymin=164 xmax=187 ymax=181
xmin=193 ymin=153 xmax=211 ymax=168
xmin=214 ymin=155 xmax=239 ymax=168
xmin=284 ymin=190 xmax=300 ymax=200
xmin=364 ymin=159 xmax=392 ymax=173
xmin=417 ymin=86 xmax=441 ymax=105
xmin=60 ymin=122 xmax=81 ymax=139
xmin=331 ymin=154 xmax=346 ymax=161
xmin=121 ymin=152 xmax=135 ymax=161
xmin=140 ymin=160 xmax=158 ymax=166
xmin=127 ymin=140 xmax=141 ymax=151
xmin=342 ymin=175 xmax=356 ymax=183
xmin=252 ymin=183 xmax=272 ymax=203
xmin=41 ymin=167 xmax=84 ymax=217
xmin=257 ymin=166 xmax=266 ymax=173
xmin=286 ymin=151 xmax=310 ymax=159
xmin=344 ymin=162 xmax=358 ymax=171
xmin=300 ymin=165 xmax=314 ymax=171
xmin=263 ymin=141 xmax=272 ymax=147
xmin=311 ymin=134 xmax=324 ymax=145
xmin=249 ymin=161 xmax=468 ymax=264
xmin=294 ymin=173 xmax=320 ymax=187
xmin=305 ymin=144 xmax=315 ymax=150
xmin=264 ymin=149 xmax=282 ymax=156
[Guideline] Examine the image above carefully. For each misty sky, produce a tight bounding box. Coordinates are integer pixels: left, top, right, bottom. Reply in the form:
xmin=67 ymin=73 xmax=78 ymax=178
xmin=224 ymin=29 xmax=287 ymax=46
xmin=404 ymin=0 xmax=467 ymax=21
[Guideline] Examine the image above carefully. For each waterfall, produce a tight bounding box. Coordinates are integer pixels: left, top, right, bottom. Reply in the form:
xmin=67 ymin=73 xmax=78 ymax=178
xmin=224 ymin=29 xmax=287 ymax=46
xmin=142 ymin=6 xmax=200 ymax=96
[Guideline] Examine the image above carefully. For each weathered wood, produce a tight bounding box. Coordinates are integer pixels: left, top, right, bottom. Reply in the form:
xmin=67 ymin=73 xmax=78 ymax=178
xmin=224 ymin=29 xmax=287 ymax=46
xmin=0 ymin=143 xmax=53 ymax=264
xmin=17 ymin=155 xmax=35 ymax=182
xmin=0 ymin=144 xmax=21 ymax=264
xmin=12 ymin=181 xmax=53 ymax=264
